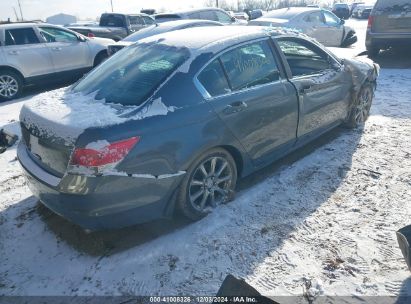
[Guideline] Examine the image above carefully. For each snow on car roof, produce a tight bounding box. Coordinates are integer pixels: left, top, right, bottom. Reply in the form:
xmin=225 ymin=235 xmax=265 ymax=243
xmin=138 ymin=26 xmax=279 ymax=53
xmin=264 ymin=7 xmax=319 ymax=19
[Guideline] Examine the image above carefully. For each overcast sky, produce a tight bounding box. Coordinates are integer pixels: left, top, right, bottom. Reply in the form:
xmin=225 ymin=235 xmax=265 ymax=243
xmin=1 ymin=0 xmax=221 ymax=21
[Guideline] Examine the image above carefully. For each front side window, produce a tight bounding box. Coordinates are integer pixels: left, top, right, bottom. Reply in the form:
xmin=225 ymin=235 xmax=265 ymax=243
xmin=219 ymin=40 xmax=280 ymax=91
xmin=277 ymin=38 xmax=333 ymax=77
xmin=5 ymin=28 xmax=39 ymax=45
xmin=323 ymin=11 xmax=340 ymax=26
xmin=39 ymin=27 xmax=78 ymax=43
xmin=142 ymin=16 xmax=155 ymax=25
xmin=215 ymin=11 xmax=233 ymax=23
xmin=198 ymin=59 xmax=231 ymax=97
xmin=72 ymin=43 xmax=189 ymax=106
xmin=304 ymin=12 xmax=324 ymax=23
xmin=129 ymin=16 xmax=143 ymax=25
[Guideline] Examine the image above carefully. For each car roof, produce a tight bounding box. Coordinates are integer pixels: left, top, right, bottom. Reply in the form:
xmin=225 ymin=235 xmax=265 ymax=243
xmin=0 ymin=22 xmax=62 ymax=30
xmin=263 ymin=7 xmax=320 ymax=19
xmin=154 ymin=19 xmax=222 ymax=28
xmin=138 ymin=26 xmax=302 ymax=54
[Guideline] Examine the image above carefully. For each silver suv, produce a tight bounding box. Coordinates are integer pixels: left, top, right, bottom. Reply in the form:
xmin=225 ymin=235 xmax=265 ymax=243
xmin=0 ymin=23 xmax=114 ymax=100
xmin=366 ymin=0 xmax=411 ymax=57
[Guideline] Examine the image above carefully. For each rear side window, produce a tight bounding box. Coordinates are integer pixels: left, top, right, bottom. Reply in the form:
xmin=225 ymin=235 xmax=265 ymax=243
xmin=72 ymin=44 xmax=189 ymax=106
xmin=198 ymin=59 xmax=231 ymax=97
xmin=304 ymin=12 xmax=323 ymax=23
xmin=5 ymin=28 xmax=39 ymax=45
xmin=220 ymin=40 xmax=280 ymax=91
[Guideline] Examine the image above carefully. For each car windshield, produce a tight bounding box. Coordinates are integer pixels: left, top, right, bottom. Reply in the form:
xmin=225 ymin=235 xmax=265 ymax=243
xmin=72 ymin=43 xmax=189 ymax=106
xmin=264 ymin=9 xmax=301 ymax=20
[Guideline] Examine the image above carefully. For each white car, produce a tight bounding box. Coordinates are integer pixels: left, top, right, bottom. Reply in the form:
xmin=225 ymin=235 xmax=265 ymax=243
xmin=0 ymin=23 xmax=114 ymax=100
xmin=248 ymin=7 xmax=357 ymax=47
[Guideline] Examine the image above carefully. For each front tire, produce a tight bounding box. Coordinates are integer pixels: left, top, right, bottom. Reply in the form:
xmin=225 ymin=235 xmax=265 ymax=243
xmin=94 ymin=52 xmax=108 ymax=67
xmin=345 ymin=83 xmax=374 ymax=128
xmin=0 ymin=70 xmax=23 ymax=101
xmin=177 ymin=148 xmax=237 ymax=221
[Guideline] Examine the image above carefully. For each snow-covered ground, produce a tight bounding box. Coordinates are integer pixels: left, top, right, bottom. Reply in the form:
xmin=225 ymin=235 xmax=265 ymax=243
xmin=1 ymin=20 xmax=410 ymax=299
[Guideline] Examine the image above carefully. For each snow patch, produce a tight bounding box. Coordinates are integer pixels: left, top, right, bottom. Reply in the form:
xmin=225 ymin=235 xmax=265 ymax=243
xmin=20 ymin=88 xmax=176 ymax=144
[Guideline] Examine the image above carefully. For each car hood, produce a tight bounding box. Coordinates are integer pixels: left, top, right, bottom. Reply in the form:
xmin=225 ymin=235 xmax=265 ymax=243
xmin=110 ymin=41 xmax=133 ymax=47
xmin=20 ymin=88 xmax=176 ymax=144
xmin=88 ymin=36 xmax=115 ymax=45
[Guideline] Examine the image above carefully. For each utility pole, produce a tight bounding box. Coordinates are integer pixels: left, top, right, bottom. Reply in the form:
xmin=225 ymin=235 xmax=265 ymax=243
xmin=13 ymin=7 xmax=19 ymax=21
xmin=110 ymin=0 xmax=114 ymax=12
xmin=17 ymin=0 xmax=23 ymax=21
xmin=216 ymin=0 xmax=219 ymax=8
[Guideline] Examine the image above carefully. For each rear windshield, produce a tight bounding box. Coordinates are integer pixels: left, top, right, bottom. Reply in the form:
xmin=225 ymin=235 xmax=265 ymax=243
xmin=154 ymin=14 xmax=182 ymax=23
xmin=72 ymin=43 xmax=189 ymax=106
xmin=264 ymin=9 xmax=301 ymax=20
xmin=375 ymin=0 xmax=411 ymax=11
xmin=100 ymin=14 xmax=125 ymax=27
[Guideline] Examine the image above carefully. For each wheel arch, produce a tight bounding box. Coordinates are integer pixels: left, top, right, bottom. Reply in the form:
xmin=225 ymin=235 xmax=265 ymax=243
xmin=0 ymin=66 xmax=25 ymax=84
xmin=93 ymin=50 xmax=108 ymax=66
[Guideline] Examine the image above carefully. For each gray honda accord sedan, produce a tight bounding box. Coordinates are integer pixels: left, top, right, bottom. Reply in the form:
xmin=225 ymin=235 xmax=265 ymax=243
xmin=18 ymin=26 xmax=379 ymax=230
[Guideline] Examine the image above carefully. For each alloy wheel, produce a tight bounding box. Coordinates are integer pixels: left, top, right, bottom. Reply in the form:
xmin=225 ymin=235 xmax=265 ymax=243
xmin=355 ymin=88 xmax=372 ymax=124
xmin=0 ymin=75 xmax=19 ymax=99
xmin=188 ymin=156 xmax=233 ymax=213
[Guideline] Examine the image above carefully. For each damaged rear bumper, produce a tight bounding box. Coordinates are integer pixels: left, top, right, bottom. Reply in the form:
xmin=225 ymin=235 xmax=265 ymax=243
xmin=17 ymin=142 xmax=185 ymax=230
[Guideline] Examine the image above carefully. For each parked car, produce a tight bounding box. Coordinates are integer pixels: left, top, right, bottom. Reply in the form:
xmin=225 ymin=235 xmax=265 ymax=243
xmin=350 ymin=2 xmax=365 ymax=15
xmin=154 ymin=8 xmax=247 ymax=25
xmin=332 ymin=3 xmax=351 ymax=19
xmin=107 ymin=19 xmax=223 ymax=56
xmin=248 ymin=7 xmax=357 ymax=47
xmin=366 ymin=0 xmax=411 ymax=57
xmin=233 ymin=12 xmax=249 ymax=21
xmin=67 ymin=13 xmax=155 ymax=41
xmin=0 ymin=23 xmax=113 ymax=101
xmin=352 ymin=4 xmax=374 ymax=19
xmin=18 ymin=26 xmax=378 ymax=230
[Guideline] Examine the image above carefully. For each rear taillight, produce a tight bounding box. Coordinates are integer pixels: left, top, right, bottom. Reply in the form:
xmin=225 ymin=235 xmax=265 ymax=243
xmin=70 ymin=137 xmax=140 ymax=168
xmin=367 ymin=15 xmax=374 ymax=29
xmin=87 ymin=32 xmax=95 ymax=38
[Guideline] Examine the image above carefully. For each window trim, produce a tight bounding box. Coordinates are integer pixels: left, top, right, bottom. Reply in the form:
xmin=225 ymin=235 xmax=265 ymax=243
xmin=194 ymin=37 xmax=285 ymax=100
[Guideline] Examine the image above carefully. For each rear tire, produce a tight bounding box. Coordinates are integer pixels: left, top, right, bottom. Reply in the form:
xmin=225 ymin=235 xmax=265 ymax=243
xmin=344 ymin=83 xmax=374 ymax=129
xmin=177 ymin=148 xmax=237 ymax=221
xmin=0 ymin=70 xmax=23 ymax=101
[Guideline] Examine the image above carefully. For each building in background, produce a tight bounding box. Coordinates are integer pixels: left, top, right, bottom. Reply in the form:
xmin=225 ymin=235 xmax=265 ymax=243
xmin=46 ymin=13 xmax=76 ymax=25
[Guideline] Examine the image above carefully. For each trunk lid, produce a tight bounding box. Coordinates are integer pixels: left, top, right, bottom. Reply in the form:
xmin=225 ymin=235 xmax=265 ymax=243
xmin=19 ymin=88 xmax=137 ymax=177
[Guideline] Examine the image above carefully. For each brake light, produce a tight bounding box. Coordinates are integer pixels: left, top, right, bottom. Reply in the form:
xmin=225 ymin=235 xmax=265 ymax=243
xmin=367 ymin=16 xmax=374 ymax=29
xmin=87 ymin=32 xmax=95 ymax=38
xmin=70 ymin=137 xmax=140 ymax=167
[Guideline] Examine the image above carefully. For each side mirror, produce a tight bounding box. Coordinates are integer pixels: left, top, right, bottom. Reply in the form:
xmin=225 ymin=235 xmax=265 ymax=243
xmin=78 ymin=35 xmax=87 ymax=42
xmin=340 ymin=19 xmax=345 ymax=25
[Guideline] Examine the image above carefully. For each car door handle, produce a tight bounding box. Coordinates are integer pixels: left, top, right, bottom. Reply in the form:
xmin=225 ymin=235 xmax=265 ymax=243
xmin=299 ymin=84 xmax=312 ymax=94
xmin=8 ymin=50 xmax=19 ymax=55
xmin=223 ymin=101 xmax=248 ymax=115
xmin=51 ymin=47 xmax=62 ymax=51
